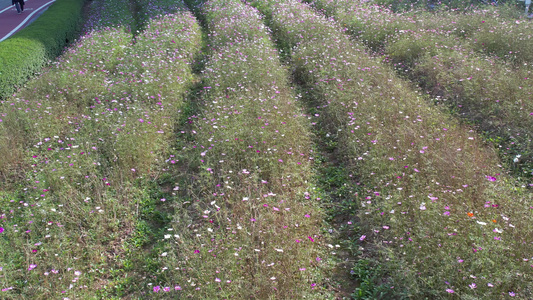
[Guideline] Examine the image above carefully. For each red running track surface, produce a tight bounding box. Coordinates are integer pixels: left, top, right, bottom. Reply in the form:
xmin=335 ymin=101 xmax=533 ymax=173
xmin=0 ymin=0 xmax=56 ymax=42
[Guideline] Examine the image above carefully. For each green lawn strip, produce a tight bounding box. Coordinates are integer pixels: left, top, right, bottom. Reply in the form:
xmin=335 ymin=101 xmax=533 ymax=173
xmin=135 ymin=0 xmax=330 ymax=298
xmin=0 ymin=1 xmax=201 ymax=298
xmin=251 ymin=0 xmax=532 ymax=298
xmin=307 ymin=0 xmax=533 ymax=183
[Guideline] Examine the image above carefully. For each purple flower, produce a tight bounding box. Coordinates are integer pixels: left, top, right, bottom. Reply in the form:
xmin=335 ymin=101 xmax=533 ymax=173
xmin=153 ymin=286 xmax=160 ymax=293
xmin=0 ymin=227 xmax=4 ymax=233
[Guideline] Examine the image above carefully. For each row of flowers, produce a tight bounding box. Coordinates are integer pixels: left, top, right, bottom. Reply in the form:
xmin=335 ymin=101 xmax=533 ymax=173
xmin=310 ymin=1 xmax=533 ymax=63
xmin=146 ymin=0 xmax=327 ymax=298
xmin=250 ymin=0 xmax=532 ymax=298
xmin=307 ymin=0 xmax=533 ymax=177
xmin=0 ymin=0 xmax=202 ymax=298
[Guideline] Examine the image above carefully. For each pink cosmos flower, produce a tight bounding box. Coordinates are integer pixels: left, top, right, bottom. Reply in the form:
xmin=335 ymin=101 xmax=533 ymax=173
xmin=485 ymin=176 xmax=496 ymax=182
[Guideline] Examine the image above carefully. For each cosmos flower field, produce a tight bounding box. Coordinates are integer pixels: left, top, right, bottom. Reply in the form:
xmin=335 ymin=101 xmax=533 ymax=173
xmin=0 ymin=0 xmax=531 ymax=298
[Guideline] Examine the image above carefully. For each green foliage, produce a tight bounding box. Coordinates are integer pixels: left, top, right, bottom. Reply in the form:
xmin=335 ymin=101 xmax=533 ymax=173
xmin=131 ymin=220 xmax=153 ymax=248
xmin=319 ymin=166 xmax=347 ymax=188
xmin=351 ymin=259 xmax=393 ymax=300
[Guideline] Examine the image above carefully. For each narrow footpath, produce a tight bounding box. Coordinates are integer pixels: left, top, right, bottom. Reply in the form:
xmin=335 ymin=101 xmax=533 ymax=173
xmin=0 ymin=0 xmax=55 ymax=42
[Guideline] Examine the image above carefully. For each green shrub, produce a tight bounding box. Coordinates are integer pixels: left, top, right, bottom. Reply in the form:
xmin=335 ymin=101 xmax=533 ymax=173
xmin=0 ymin=0 xmax=85 ymax=99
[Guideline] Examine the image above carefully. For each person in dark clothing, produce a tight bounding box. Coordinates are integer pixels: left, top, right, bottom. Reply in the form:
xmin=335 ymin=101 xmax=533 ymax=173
xmin=12 ymin=0 xmax=24 ymax=14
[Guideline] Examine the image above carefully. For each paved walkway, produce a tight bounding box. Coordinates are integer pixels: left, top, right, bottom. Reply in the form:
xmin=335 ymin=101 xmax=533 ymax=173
xmin=0 ymin=0 xmax=56 ymax=42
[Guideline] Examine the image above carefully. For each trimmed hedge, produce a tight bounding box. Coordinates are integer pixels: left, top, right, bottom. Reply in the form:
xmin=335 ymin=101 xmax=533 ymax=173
xmin=0 ymin=0 xmax=85 ymax=99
